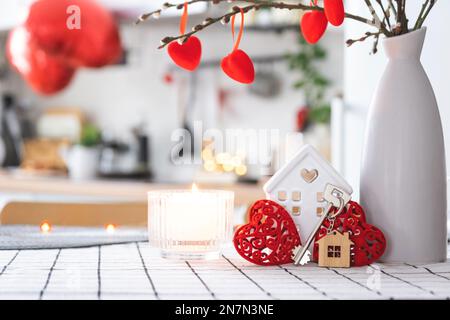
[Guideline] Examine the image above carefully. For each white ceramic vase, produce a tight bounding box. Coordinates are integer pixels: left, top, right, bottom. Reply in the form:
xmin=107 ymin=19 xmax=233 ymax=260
xmin=360 ymin=28 xmax=447 ymax=263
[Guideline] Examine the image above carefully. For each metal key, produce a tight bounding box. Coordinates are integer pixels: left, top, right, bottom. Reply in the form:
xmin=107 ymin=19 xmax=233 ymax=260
xmin=292 ymin=184 xmax=351 ymax=265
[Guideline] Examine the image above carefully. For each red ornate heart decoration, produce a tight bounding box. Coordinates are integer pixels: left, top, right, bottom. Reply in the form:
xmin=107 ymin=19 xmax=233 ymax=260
xmin=312 ymin=201 xmax=387 ymax=266
xmin=233 ymin=200 xmax=301 ymax=266
xmin=324 ymin=0 xmax=345 ymax=26
xmin=221 ymin=49 xmax=255 ymax=84
xmin=168 ymin=36 xmax=202 ymax=71
xmin=300 ymin=11 xmax=328 ymax=44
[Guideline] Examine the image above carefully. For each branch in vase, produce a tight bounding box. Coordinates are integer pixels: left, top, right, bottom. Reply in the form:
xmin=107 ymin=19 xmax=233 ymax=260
xmin=393 ymin=0 xmax=409 ymax=35
xmin=136 ymin=0 xmax=210 ymax=23
xmin=375 ymin=0 xmax=392 ymax=30
xmin=364 ymin=0 xmax=391 ymax=36
xmin=414 ymin=0 xmax=430 ymax=30
xmin=387 ymin=0 xmax=397 ymax=17
xmin=346 ymin=31 xmax=381 ymax=54
xmin=371 ymin=33 xmax=381 ymax=54
xmin=137 ymin=0 xmax=382 ymax=49
xmin=158 ymin=4 xmax=258 ymax=49
xmin=415 ymin=0 xmax=437 ymax=30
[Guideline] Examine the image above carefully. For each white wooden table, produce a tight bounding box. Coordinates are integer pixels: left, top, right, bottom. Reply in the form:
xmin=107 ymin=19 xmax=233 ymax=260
xmin=0 ymin=243 xmax=449 ymax=300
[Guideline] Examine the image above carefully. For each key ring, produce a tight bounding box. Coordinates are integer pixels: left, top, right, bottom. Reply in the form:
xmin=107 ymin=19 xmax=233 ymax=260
xmin=329 ymin=196 xmax=345 ymax=219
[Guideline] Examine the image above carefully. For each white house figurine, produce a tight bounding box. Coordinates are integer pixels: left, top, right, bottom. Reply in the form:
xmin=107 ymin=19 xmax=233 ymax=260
xmin=263 ymin=144 xmax=352 ymax=249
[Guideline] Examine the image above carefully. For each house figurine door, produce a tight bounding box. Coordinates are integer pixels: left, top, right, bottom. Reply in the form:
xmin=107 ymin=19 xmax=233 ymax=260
xmin=263 ymin=144 xmax=352 ymax=250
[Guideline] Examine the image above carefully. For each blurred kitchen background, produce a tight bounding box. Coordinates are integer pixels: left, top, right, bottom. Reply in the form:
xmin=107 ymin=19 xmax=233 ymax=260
xmin=0 ymin=1 xmax=449 ymax=228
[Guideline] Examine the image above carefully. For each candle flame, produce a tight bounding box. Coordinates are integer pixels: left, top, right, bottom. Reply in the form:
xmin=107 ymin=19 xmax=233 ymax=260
xmin=40 ymin=221 xmax=51 ymax=234
xmin=191 ymin=183 xmax=199 ymax=192
xmin=105 ymin=224 xmax=116 ymax=234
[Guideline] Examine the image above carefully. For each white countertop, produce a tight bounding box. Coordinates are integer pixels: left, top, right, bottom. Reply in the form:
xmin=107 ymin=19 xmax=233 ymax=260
xmin=0 ymin=242 xmax=449 ymax=300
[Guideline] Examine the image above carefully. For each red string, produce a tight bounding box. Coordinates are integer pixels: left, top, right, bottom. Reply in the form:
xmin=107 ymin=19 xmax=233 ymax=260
xmin=180 ymin=1 xmax=188 ymax=35
xmin=231 ymin=8 xmax=245 ymax=52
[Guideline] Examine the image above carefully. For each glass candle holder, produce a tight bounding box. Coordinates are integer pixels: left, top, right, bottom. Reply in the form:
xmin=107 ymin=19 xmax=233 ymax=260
xmin=148 ymin=187 xmax=234 ymax=260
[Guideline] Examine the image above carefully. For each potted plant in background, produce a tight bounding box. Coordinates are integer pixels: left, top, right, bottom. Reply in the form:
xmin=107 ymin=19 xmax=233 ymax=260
xmin=139 ymin=0 xmax=444 ymax=263
xmin=62 ymin=123 xmax=102 ymax=180
xmin=286 ymin=35 xmax=332 ymax=159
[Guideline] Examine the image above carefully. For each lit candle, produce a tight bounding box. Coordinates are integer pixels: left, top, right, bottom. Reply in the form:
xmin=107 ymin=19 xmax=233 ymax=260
xmin=40 ymin=221 xmax=51 ymax=234
xmin=105 ymin=224 xmax=116 ymax=234
xmin=148 ymin=184 xmax=234 ymax=259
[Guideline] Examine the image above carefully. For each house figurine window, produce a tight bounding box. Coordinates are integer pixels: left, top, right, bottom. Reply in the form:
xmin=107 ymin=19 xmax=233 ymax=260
xmin=327 ymin=245 xmax=341 ymax=258
xmin=277 ymin=191 xmax=287 ymax=201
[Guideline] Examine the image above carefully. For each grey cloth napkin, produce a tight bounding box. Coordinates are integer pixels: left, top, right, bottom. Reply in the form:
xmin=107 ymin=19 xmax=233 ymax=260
xmin=0 ymin=225 xmax=148 ymax=250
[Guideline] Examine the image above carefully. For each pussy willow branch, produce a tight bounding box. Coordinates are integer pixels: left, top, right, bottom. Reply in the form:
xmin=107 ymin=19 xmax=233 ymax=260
xmin=139 ymin=0 xmax=438 ymax=50
xmin=375 ymin=0 xmax=392 ymax=30
xmin=346 ymin=32 xmax=380 ymax=48
xmin=137 ymin=0 xmax=380 ymax=49
xmin=157 ymin=4 xmax=257 ymax=49
xmin=394 ymin=0 xmax=408 ymax=34
xmin=414 ymin=0 xmax=430 ymax=30
xmin=387 ymin=0 xmax=397 ymax=17
xmin=364 ymin=0 xmax=390 ymax=35
xmin=137 ymin=0 xmax=376 ymax=26
xmin=415 ymin=0 xmax=437 ymax=30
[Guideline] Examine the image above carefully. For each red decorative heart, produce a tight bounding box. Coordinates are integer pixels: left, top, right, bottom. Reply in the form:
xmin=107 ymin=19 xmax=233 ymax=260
xmin=233 ymin=200 xmax=301 ymax=266
xmin=221 ymin=49 xmax=255 ymax=84
xmin=168 ymin=36 xmax=202 ymax=71
xmin=312 ymin=201 xmax=387 ymax=266
xmin=300 ymin=11 xmax=328 ymax=44
xmin=324 ymin=0 xmax=345 ymax=26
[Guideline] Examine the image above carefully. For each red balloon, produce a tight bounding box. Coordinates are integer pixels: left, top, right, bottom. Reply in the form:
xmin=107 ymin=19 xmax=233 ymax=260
xmin=221 ymin=49 xmax=255 ymax=84
xmin=25 ymin=0 xmax=122 ymax=68
xmin=167 ymin=36 xmax=202 ymax=71
xmin=324 ymin=0 xmax=345 ymax=26
xmin=301 ymin=11 xmax=328 ymax=44
xmin=7 ymin=26 xmax=75 ymax=95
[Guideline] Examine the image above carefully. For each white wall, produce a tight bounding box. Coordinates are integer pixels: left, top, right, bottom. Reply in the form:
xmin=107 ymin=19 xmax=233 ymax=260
xmin=342 ymin=1 xmax=450 ymax=201
xmin=12 ymin=18 xmax=343 ymax=182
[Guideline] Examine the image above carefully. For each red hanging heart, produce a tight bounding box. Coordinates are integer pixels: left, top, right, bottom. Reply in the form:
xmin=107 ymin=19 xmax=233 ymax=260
xmin=300 ymin=11 xmax=328 ymax=44
xmin=168 ymin=36 xmax=202 ymax=71
xmin=221 ymin=49 xmax=255 ymax=84
xmin=233 ymin=200 xmax=301 ymax=266
xmin=167 ymin=1 xmax=202 ymax=71
xmin=221 ymin=7 xmax=255 ymax=84
xmin=324 ymin=0 xmax=345 ymax=26
xmin=312 ymin=201 xmax=387 ymax=266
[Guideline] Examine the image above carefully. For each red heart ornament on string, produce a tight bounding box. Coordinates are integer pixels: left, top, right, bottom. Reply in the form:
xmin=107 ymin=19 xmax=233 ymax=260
xmin=233 ymin=200 xmax=301 ymax=266
xmin=312 ymin=201 xmax=387 ymax=266
xmin=221 ymin=7 xmax=255 ymax=84
xmin=167 ymin=1 xmax=202 ymax=71
xmin=324 ymin=0 xmax=345 ymax=26
xmin=221 ymin=49 xmax=255 ymax=84
xmin=168 ymin=36 xmax=202 ymax=71
xmin=300 ymin=11 xmax=328 ymax=44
